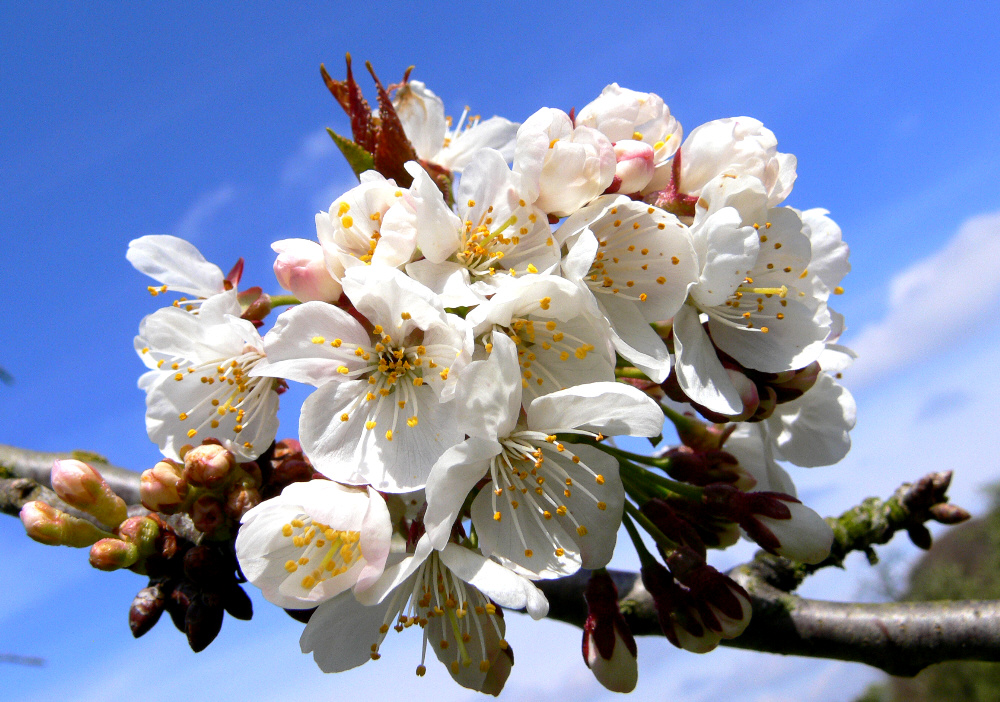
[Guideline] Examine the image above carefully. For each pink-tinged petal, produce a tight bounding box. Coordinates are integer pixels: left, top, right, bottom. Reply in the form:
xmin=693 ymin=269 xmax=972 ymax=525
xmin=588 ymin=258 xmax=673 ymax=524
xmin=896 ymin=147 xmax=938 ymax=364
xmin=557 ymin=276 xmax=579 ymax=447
xmin=526 ymin=381 xmax=664 ymax=438
xmin=439 ymin=543 xmax=549 ymax=619
xmin=253 ymin=301 xmax=370 ymax=386
xmin=424 ymin=436 xmax=501 ymax=550
xmin=672 ymin=304 xmax=744 ymax=415
xmin=127 ymin=235 xmax=225 ymax=297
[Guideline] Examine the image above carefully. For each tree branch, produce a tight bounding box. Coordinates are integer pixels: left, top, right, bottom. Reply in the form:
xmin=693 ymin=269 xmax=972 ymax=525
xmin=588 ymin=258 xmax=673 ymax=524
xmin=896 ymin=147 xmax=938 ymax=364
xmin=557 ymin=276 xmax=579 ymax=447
xmin=538 ymin=569 xmax=1000 ymax=677
xmin=2 ymin=444 xmax=997 ymax=676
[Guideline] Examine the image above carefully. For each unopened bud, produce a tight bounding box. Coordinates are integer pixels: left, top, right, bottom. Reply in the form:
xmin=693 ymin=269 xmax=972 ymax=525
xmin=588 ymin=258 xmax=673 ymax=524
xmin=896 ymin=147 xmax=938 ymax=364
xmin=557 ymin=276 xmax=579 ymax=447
xmin=191 ymin=495 xmax=227 ymax=535
xmin=272 ymin=238 xmax=342 ymax=303
xmin=89 ymin=537 xmax=139 ymax=571
xmin=130 ymin=584 xmax=166 ymax=638
xmin=607 ymin=139 xmax=655 ymax=194
xmin=223 ymin=585 xmax=254 ymax=621
xmin=666 ymin=549 xmax=752 ymax=639
xmin=20 ymin=500 xmax=112 ymax=547
xmin=929 ymin=503 xmax=971 ymax=525
xmin=582 ymin=571 xmax=637 ymax=693
xmin=185 ymin=595 xmax=225 ymax=652
xmin=641 ymin=560 xmax=721 ymax=653
xmin=50 ymin=459 xmax=128 ymax=528
xmin=183 ymin=444 xmax=235 ymax=489
xmin=140 ymin=459 xmax=188 ymax=513
xmin=117 ymin=515 xmax=161 ymax=559
xmin=224 ymin=483 xmax=261 ymax=520
xmin=237 ymin=286 xmax=272 ymax=322
xmin=663 ymin=446 xmax=755 ymax=490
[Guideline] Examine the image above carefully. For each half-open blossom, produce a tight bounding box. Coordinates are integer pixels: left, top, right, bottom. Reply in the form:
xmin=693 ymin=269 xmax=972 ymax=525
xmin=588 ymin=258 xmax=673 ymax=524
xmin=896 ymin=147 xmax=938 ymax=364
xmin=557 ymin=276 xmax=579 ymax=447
xmin=576 ymin=83 xmax=682 ymax=194
xmin=315 ymin=172 xmax=418 ymax=283
xmin=514 ymin=108 xmax=616 ymax=217
xmin=557 ymin=194 xmax=699 ymax=381
xmin=402 ymin=152 xmax=560 ymax=307
xmin=678 ymin=117 xmax=797 ymax=207
xmin=393 ymin=80 xmax=519 ymax=172
xmin=253 ymin=266 xmax=469 ymax=492
xmin=424 ymin=333 xmax=664 ymax=579
xmin=135 ymin=290 xmax=280 ymax=461
xmin=235 ymin=479 xmax=392 ymax=609
xmin=300 ymin=535 xmax=547 ymax=695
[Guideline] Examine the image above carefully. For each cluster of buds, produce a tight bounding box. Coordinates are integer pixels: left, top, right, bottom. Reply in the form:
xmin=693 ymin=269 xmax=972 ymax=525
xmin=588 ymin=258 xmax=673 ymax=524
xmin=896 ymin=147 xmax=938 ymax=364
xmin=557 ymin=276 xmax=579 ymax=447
xmin=140 ymin=440 xmax=264 ymax=539
xmin=131 ymin=542 xmax=253 ymax=651
xmin=641 ymin=547 xmax=752 ymax=653
xmin=21 ymin=459 xmax=128 ymax=552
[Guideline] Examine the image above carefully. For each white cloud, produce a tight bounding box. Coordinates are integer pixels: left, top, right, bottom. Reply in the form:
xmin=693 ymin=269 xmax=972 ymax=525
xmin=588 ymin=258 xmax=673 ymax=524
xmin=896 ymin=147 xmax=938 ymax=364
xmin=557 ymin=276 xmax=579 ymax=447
xmin=280 ymin=128 xmax=338 ymax=186
xmin=172 ymin=184 xmax=236 ymax=242
xmin=846 ymin=210 xmax=1000 ymax=387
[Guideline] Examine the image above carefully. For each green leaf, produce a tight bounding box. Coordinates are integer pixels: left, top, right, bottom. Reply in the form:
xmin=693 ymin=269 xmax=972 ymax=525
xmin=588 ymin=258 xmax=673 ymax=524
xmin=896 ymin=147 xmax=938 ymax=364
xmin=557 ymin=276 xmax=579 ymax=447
xmin=327 ymin=128 xmax=374 ymax=179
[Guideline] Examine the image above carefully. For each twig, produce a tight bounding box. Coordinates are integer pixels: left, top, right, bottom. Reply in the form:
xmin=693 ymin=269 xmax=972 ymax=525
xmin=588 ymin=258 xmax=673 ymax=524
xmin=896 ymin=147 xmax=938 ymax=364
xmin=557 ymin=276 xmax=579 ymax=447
xmin=0 ymin=443 xmax=142 ymax=505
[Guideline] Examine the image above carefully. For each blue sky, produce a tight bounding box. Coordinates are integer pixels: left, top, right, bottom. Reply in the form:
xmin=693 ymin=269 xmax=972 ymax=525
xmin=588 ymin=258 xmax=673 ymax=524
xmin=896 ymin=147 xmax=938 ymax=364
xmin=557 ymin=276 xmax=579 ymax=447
xmin=3 ymin=2 xmax=1000 ymax=700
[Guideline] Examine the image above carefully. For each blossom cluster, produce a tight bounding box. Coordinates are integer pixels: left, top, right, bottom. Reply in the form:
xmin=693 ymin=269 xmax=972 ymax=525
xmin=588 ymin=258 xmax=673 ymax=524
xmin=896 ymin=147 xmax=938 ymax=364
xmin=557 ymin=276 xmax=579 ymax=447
xmin=118 ymin=64 xmax=855 ymax=694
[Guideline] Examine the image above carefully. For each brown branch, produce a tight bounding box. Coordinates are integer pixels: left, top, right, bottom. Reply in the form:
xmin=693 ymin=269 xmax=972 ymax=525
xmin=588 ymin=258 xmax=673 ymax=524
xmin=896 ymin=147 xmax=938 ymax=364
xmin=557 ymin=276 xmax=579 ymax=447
xmin=538 ymin=569 xmax=1000 ymax=677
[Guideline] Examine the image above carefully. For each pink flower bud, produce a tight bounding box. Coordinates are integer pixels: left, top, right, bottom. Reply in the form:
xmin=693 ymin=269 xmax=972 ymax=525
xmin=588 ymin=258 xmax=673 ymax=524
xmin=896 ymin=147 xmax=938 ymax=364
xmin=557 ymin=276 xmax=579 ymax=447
xmin=50 ymin=459 xmax=127 ymax=528
xmin=183 ymin=444 xmax=235 ymax=489
xmin=641 ymin=560 xmax=722 ymax=653
xmin=20 ymin=500 xmax=111 ymax=547
xmin=667 ymin=549 xmax=752 ymax=639
xmin=582 ymin=571 xmax=637 ymax=693
xmin=272 ymin=238 xmax=342 ymax=303
xmin=607 ymin=140 xmax=655 ymax=194
xmin=89 ymin=537 xmax=139 ymax=571
xmin=140 ymin=459 xmax=188 ymax=513
xmin=191 ymin=495 xmax=226 ymax=535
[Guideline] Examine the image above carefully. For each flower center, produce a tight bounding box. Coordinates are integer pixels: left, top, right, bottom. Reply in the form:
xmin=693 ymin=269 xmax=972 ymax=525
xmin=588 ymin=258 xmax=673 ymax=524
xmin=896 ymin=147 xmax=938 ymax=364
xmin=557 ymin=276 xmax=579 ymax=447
xmin=280 ymin=515 xmax=364 ymax=593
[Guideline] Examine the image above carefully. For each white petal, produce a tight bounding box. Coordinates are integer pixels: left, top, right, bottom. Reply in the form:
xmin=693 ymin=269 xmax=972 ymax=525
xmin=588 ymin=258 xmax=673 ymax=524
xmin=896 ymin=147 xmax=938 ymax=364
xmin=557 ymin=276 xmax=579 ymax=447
xmin=439 ymin=543 xmax=549 ymax=619
xmin=526 ymin=381 xmax=664 ymax=438
xmin=672 ymin=304 xmax=743 ymax=414
xmin=127 ymin=235 xmax=225 ymax=297
xmin=767 ymin=373 xmax=856 ymax=467
xmin=456 ymin=332 xmax=522 ymax=439
xmin=300 ymin=591 xmax=397 ymax=672
xmin=254 ymin=301 xmax=371 ymax=386
xmin=424 ymin=437 xmax=501 ymax=550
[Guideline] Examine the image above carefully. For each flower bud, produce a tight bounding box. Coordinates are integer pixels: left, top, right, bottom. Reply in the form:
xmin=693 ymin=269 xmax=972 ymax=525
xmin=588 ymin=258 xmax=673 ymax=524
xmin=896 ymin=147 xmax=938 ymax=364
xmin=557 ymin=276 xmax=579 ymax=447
xmin=222 ymin=584 xmax=254 ymax=621
xmin=224 ymin=483 xmax=261 ymax=520
xmin=89 ymin=537 xmax=139 ymax=571
xmin=272 ymin=238 xmax=342 ymax=303
xmin=140 ymin=459 xmax=188 ymax=513
xmin=607 ymin=140 xmax=655 ymax=194
xmin=185 ymin=595 xmax=225 ymax=652
xmin=581 ymin=571 xmax=637 ymax=693
xmin=666 ymin=549 xmax=752 ymax=639
xmin=515 ymin=108 xmax=616 ymax=217
xmin=641 ymin=560 xmax=721 ymax=653
xmin=20 ymin=500 xmax=112 ymax=547
xmin=191 ymin=495 xmax=227 ymax=536
xmin=703 ymin=485 xmax=833 ymax=564
xmin=662 ymin=446 xmax=756 ymax=490
xmin=130 ymin=583 xmax=166 ymax=638
xmin=50 ymin=459 xmax=127 ymax=528
xmin=183 ymin=444 xmax=235 ymax=489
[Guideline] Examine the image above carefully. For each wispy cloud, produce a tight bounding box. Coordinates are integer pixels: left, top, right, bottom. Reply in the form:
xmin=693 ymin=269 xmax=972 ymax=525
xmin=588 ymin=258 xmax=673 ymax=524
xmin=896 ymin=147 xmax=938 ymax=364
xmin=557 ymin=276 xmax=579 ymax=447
xmin=279 ymin=128 xmax=357 ymax=214
xmin=846 ymin=210 xmax=1000 ymax=387
xmin=280 ymin=129 xmax=337 ymax=186
xmin=172 ymin=184 xmax=237 ymax=242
